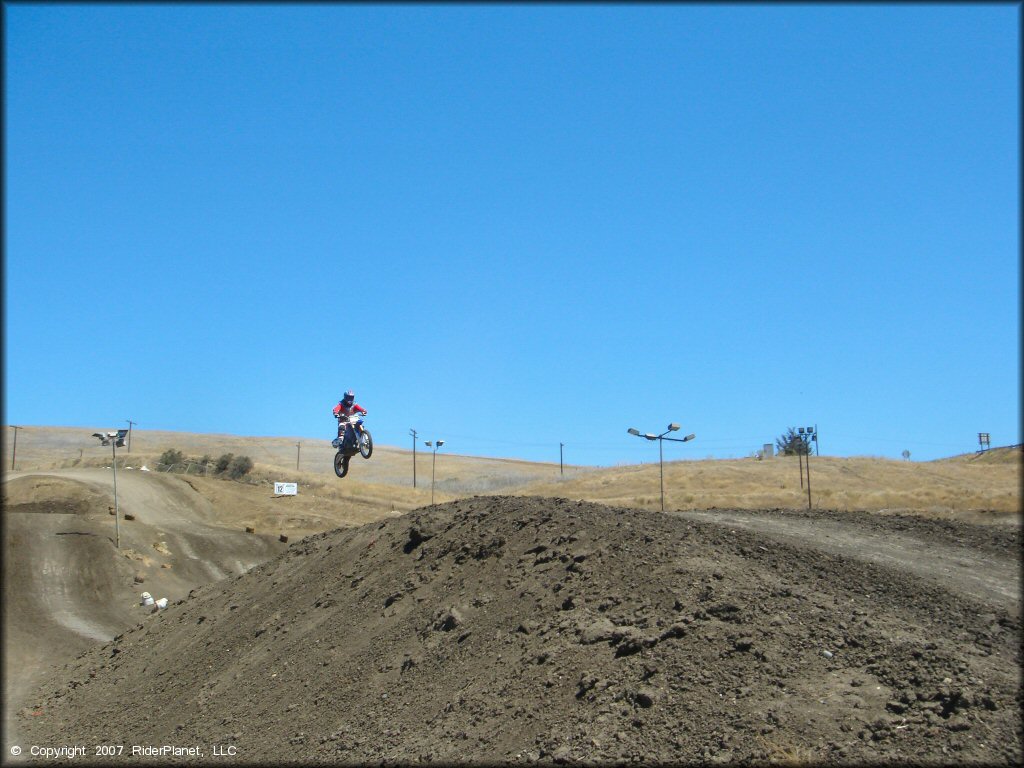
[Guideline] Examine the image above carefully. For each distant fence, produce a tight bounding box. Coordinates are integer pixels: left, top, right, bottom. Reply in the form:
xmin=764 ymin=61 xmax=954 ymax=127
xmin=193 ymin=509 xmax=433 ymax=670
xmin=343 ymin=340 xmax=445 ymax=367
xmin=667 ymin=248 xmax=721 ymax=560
xmin=154 ymin=461 xmax=216 ymax=475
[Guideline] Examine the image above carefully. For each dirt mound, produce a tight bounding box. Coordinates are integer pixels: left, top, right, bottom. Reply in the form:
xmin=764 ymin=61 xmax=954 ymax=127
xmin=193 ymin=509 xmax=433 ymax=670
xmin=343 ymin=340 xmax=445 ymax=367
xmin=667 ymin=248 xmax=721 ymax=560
xmin=3 ymin=470 xmax=290 ymax=752
xmin=17 ymin=496 xmax=1022 ymax=764
xmin=2 ymin=475 xmax=111 ymax=515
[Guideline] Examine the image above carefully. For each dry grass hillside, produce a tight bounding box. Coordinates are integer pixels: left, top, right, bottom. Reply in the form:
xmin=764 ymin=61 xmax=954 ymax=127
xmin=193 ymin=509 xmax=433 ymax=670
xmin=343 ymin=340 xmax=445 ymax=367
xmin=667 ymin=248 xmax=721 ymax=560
xmin=519 ymin=448 xmax=1022 ymax=523
xmin=3 ymin=427 xmax=1020 ymax=529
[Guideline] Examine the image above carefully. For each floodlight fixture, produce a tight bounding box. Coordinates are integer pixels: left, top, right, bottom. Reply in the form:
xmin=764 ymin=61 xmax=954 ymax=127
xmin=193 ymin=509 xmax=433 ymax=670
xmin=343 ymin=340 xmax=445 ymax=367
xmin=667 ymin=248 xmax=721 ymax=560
xmin=91 ymin=430 xmax=124 ymax=548
xmin=426 ymin=439 xmax=445 ymax=504
xmin=626 ymin=420 xmax=696 ymax=512
xmin=788 ymin=424 xmax=815 ymax=510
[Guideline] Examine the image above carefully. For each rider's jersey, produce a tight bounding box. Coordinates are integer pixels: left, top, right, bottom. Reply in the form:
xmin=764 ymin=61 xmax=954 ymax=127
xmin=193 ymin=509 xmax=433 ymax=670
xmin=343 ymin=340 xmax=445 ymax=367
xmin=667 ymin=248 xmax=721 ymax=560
xmin=333 ymin=402 xmax=367 ymax=419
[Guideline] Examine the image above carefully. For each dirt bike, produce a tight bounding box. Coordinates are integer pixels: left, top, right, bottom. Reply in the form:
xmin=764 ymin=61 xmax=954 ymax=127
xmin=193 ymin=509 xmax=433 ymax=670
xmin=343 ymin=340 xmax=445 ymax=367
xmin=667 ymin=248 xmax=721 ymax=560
xmin=332 ymin=414 xmax=373 ymax=478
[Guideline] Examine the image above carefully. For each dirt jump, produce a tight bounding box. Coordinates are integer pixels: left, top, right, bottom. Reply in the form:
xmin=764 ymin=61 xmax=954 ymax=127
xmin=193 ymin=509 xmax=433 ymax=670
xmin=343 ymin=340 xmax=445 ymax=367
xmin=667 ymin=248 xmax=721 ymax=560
xmin=3 ymin=469 xmax=286 ymax=752
xmin=7 ymin=490 xmax=1020 ymax=764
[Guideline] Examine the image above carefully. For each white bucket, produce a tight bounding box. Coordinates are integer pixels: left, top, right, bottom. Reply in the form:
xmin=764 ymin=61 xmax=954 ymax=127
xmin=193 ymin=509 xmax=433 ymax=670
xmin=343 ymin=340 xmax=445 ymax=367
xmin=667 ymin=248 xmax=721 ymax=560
xmin=140 ymin=592 xmax=154 ymax=606
xmin=155 ymin=597 xmax=168 ymax=610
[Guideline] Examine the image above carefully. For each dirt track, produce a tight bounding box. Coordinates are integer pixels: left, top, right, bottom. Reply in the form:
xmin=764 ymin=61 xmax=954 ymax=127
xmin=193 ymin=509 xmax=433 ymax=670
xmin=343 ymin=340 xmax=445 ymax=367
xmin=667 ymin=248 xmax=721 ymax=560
xmin=3 ymin=470 xmax=286 ymax=752
xmin=673 ymin=507 xmax=1021 ymax=616
xmin=9 ymin=493 xmax=1021 ymax=765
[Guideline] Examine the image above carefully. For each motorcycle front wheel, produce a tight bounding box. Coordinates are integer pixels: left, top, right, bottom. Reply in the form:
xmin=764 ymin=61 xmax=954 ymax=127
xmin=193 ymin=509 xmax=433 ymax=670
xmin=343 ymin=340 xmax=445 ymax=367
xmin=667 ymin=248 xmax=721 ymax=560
xmin=334 ymin=452 xmax=350 ymax=478
xmin=359 ymin=429 xmax=373 ymax=459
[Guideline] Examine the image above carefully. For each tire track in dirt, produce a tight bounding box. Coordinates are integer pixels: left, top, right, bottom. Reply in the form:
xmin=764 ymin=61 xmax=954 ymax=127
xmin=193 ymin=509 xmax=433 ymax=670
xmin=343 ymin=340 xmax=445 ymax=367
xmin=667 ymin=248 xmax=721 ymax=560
xmin=3 ymin=470 xmax=286 ymax=754
xmin=672 ymin=508 xmax=1021 ymax=615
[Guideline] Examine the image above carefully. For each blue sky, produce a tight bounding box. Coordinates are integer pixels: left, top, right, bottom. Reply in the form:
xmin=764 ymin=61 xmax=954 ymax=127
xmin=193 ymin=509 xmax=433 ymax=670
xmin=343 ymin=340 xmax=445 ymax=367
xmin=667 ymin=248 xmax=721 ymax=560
xmin=4 ymin=4 xmax=1019 ymax=465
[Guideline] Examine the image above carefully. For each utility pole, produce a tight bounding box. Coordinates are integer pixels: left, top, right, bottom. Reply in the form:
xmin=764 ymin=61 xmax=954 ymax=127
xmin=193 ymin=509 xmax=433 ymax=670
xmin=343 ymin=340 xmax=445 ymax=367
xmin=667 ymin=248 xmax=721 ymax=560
xmin=409 ymin=429 xmax=418 ymax=488
xmin=11 ymin=426 xmax=19 ymax=470
xmin=296 ymin=443 xmax=301 ymax=471
xmin=559 ymin=443 xmax=564 ymax=476
xmin=126 ymin=420 xmax=136 ymax=453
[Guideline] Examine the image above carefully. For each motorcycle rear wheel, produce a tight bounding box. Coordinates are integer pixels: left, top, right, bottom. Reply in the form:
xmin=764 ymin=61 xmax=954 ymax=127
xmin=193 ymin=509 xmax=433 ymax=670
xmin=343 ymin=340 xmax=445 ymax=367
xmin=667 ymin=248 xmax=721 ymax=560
xmin=334 ymin=452 xmax=350 ymax=478
xmin=359 ymin=429 xmax=373 ymax=459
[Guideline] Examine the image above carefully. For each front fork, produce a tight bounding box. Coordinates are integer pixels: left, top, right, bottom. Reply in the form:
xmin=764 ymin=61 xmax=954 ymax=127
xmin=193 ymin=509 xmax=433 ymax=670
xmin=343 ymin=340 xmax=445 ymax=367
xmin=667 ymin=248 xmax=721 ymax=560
xmin=338 ymin=421 xmax=363 ymax=439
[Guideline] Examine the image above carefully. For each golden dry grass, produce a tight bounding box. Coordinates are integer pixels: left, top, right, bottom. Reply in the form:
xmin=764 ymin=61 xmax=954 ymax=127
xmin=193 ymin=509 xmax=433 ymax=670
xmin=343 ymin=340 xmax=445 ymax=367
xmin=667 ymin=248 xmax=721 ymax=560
xmin=3 ymin=426 xmax=571 ymax=492
xmin=4 ymin=427 xmax=1020 ymax=526
xmin=518 ymin=451 xmax=1021 ymax=521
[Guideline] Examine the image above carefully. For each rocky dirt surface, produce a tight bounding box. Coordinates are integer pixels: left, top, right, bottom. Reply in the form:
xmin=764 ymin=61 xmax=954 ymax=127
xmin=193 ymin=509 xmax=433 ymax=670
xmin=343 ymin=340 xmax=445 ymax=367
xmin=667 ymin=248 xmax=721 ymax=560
xmin=15 ymin=496 xmax=1022 ymax=765
xmin=673 ymin=507 xmax=1021 ymax=615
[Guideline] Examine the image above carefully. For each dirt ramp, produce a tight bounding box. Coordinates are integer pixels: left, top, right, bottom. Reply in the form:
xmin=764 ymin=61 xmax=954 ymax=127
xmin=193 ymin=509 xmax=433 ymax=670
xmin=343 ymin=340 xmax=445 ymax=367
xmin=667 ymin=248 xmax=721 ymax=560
xmin=17 ymin=496 xmax=1022 ymax=764
xmin=3 ymin=474 xmax=111 ymax=515
xmin=3 ymin=470 xmax=288 ymax=755
xmin=4 ymin=498 xmax=140 ymax=756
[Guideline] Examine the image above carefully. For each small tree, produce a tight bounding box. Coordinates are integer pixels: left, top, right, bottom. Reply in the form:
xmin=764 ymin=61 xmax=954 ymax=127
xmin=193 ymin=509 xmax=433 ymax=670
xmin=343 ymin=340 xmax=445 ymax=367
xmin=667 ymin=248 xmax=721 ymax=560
xmin=159 ymin=448 xmax=185 ymax=468
xmin=776 ymin=428 xmax=811 ymax=456
xmin=227 ymin=455 xmax=254 ymax=479
xmin=215 ymin=453 xmax=234 ymax=474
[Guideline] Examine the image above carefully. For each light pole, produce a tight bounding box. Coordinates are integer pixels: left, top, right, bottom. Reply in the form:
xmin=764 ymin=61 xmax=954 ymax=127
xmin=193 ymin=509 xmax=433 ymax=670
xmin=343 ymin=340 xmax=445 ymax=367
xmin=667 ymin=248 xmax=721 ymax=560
xmin=627 ymin=423 xmax=695 ymax=512
xmin=410 ymin=429 xmax=418 ymax=488
xmin=10 ymin=426 xmax=19 ymax=470
xmin=424 ymin=439 xmax=444 ymax=505
xmin=797 ymin=426 xmax=814 ymax=509
xmin=91 ymin=430 xmax=128 ymax=548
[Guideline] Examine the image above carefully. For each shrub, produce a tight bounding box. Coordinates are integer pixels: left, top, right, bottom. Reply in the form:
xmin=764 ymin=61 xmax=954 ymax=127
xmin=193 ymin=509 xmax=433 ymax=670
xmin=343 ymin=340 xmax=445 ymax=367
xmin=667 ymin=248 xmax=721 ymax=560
xmin=214 ymin=453 xmax=234 ymax=474
xmin=227 ymin=455 xmax=254 ymax=479
xmin=160 ymin=449 xmax=185 ymax=468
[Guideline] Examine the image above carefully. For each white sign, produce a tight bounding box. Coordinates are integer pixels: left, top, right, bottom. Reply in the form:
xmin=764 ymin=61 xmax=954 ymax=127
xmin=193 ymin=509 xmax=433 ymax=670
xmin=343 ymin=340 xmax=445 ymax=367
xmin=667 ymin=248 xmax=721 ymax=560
xmin=274 ymin=482 xmax=298 ymax=496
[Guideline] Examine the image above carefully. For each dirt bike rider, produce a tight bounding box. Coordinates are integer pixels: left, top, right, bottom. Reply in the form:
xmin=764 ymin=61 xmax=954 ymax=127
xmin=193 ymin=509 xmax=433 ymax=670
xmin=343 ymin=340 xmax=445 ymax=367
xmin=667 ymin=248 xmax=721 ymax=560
xmin=333 ymin=391 xmax=367 ymax=446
